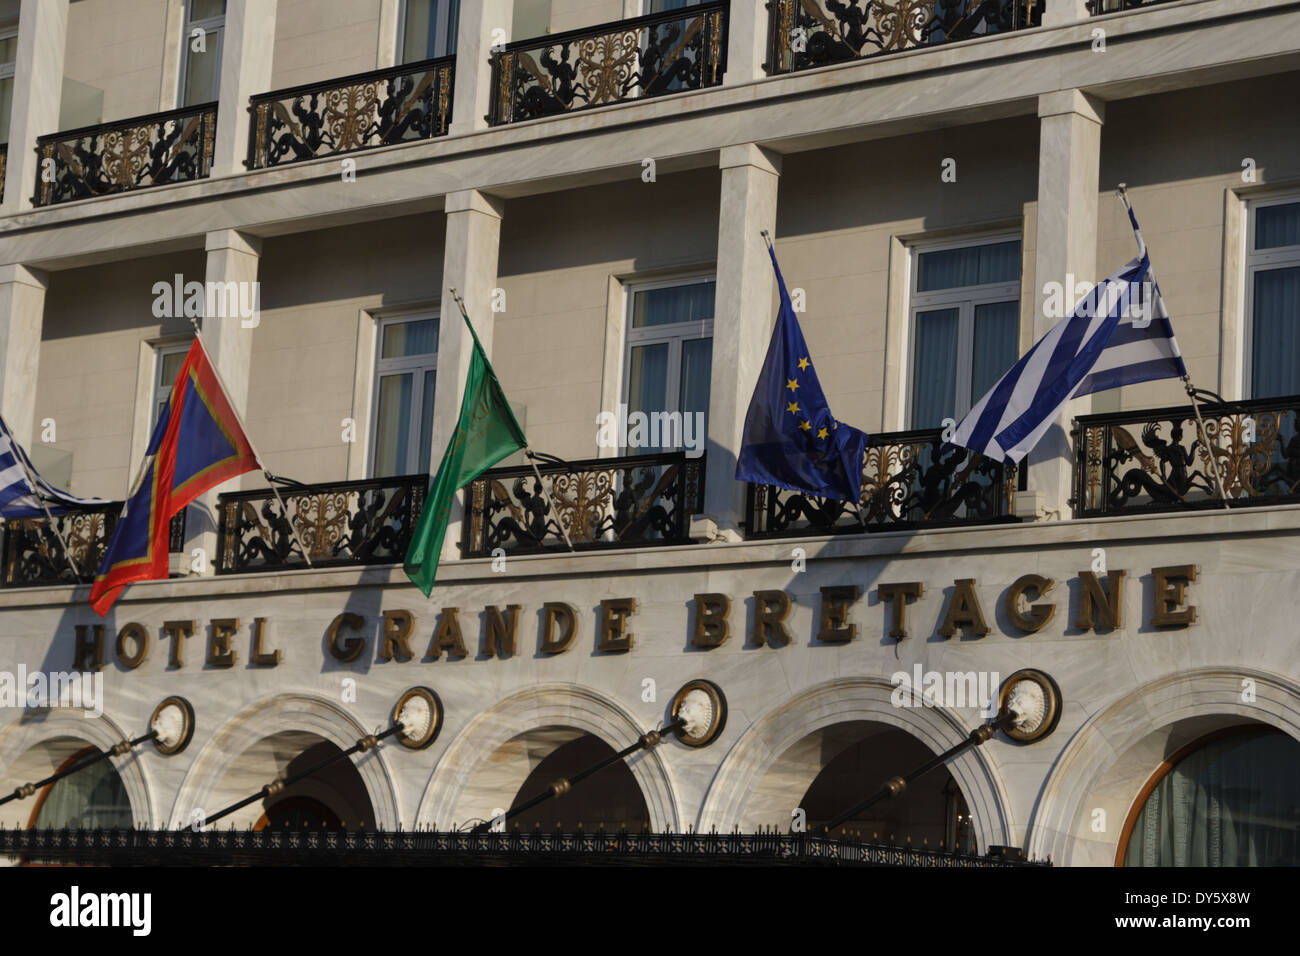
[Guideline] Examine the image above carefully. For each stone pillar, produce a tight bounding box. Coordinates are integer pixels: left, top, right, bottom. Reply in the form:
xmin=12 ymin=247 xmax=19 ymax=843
xmin=702 ymin=144 xmax=782 ymax=541
xmin=209 ymin=0 xmax=278 ymax=177
xmin=724 ymin=0 xmax=769 ymax=83
xmin=1030 ymin=89 xmax=1104 ymax=520
xmin=433 ymin=189 xmax=505 ymax=560
xmin=157 ymin=0 xmax=187 ymax=111
xmin=0 ymin=265 xmax=49 ymax=448
xmin=377 ymin=0 xmax=402 ymax=68
xmin=1042 ymin=0 xmax=1091 ymax=28
xmin=450 ymin=0 xmax=514 ymax=136
xmin=1 ymin=0 xmax=69 ymax=214
xmin=186 ymin=230 xmax=262 ymax=575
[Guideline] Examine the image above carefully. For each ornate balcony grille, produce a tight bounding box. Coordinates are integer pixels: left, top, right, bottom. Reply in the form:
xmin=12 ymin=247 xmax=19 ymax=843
xmin=488 ymin=2 xmax=728 ymax=125
xmin=1073 ymin=396 xmax=1300 ymax=517
xmin=216 ymin=475 xmax=427 ymax=574
xmin=246 ymin=56 xmax=455 ymax=170
xmin=0 ymin=143 xmax=7 ymax=203
xmin=746 ymin=428 xmax=1019 ymax=537
xmin=462 ymin=452 xmax=705 ymax=556
xmin=33 ymin=103 xmax=216 ymax=206
xmin=0 ymin=827 xmax=1046 ymax=867
xmin=766 ymin=0 xmax=1040 ymax=76
xmin=1 ymin=508 xmax=187 ymax=588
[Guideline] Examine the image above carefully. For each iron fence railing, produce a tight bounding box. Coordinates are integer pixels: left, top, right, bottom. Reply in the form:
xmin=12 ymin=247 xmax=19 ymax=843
xmin=246 ymin=55 xmax=455 ymax=170
xmin=488 ymin=2 xmax=728 ymax=125
xmin=746 ymin=428 xmax=1019 ymax=537
xmin=1 ymin=508 xmax=186 ymax=588
xmin=33 ymin=103 xmax=216 ymax=206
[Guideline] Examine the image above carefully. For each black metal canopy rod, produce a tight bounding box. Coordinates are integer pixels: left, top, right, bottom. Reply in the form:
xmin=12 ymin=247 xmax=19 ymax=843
xmin=0 ymin=731 xmax=157 ymax=809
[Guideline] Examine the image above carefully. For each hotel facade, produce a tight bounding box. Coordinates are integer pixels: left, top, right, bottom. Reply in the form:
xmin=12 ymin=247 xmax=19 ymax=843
xmin=0 ymin=0 xmax=1298 ymax=866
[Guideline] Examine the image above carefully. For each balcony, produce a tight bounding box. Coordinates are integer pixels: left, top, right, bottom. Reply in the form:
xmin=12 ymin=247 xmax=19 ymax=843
xmin=1073 ymin=395 xmax=1300 ymax=517
xmin=32 ymin=103 xmax=217 ymax=206
xmin=745 ymin=428 xmax=1020 ymax=538
xmin=1 ymin=509 xmax=186 ymax=588
xmin=463 ymin=452 xmax=705 ymax=556
xmin=488 ymin=2 xmax=728 ymax=125
xmin=0 ymin=143 xmax=6 ymax=202
xmin=766 ymin=0 xmax=1040 ymax=76
xmin=1086 ymin=0 xmax=1175 ymax=12
xmin=246 ymin=56 xmax=455 ymax=170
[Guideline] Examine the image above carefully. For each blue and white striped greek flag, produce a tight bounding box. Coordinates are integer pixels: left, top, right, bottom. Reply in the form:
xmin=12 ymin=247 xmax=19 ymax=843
xmin=949 ymin=208 xmax=1187 ymax=466
xmin=0 ymin=413 xmax=105 ymax=519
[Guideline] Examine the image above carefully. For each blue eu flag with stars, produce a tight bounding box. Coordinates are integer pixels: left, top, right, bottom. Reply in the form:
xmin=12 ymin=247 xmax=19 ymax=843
xmin=735 ymin=246 xmax=869 ymax=502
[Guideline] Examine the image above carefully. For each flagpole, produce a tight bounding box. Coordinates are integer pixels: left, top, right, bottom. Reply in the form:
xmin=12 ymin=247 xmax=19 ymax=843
xmin=446 ymin=287 xmax=576 ymax=553
xmin=1115 ymin=184 xmax=1231 ymax=510
xmin=186 ymin=319 xmax=316 ymax=565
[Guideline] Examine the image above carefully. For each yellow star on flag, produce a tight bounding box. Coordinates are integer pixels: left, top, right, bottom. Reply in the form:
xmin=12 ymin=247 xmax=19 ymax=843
xmin=817 ymin=427 xmax=829 ymax=439
xmin=786 ymin=401 xmax=800 ymax=414
xmin=800 ymin=420 xmax=812 ymax=432
xmin=786 ymin=378 xmax=800 ymax=392
xmin=797 ymin=357 xmax=811 ymax=371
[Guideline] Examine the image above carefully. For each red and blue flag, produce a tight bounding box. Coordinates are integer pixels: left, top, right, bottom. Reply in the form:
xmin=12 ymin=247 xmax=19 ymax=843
xmin=90 ymin=339 xmax=260 ymax=616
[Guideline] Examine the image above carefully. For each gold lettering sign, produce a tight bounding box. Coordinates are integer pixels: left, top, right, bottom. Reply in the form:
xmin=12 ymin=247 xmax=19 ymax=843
xmin=1151 ymin=565 xmax=1197 ymax=627
xmin=877 ymin=582 xmax=923 ymax=641
xmin=540 ymin=602 xmax=576 ymax=654
xmin=250 ymin=617 xmax=280 ymax=666
xmin=115 ymin=623 xmax=148 ymax=670
xmin=73 ymin=624 xmax=104 ymax=672
xmin=427 ymin=608 xmax=467 ymax=660
xmin=207 ymin=618 xmax=238 ymax=667
xmin=484 ymin=605 xmax=520 ymax=657
xmin=752 ymin=590 xmax=792 ymax=646
xmin=692 ymin=593 xmax=730 ymax=648
xmin=1005 ymin=574 xmax=1055 ymax=633
xmin=598 ymin=598 xmax=636 ymax=652
xmin=937 ymin=579 xmax=989 ymax=639
xmin=1077 ymin=570 xmax=1125 ymax=631
xmin=379 ymin=609 xmax=414 ymax=662
xmin=161 ymin=620 xmax=194 ymax=668
xmin=817 ymin=586 xmax=859 ymax=643
xmin=327 ymin=612 xmax=366 ymax=662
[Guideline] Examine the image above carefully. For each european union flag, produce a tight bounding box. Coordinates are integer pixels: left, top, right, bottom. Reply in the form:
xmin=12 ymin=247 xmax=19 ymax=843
xmin=735 ymin=245 xmax=869 ymax=502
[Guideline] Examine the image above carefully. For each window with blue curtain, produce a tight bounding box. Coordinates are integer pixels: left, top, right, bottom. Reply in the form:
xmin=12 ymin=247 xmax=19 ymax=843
xmin=401 ymin=0 xmax=461 ymax=63
xmin=908 ymin=238 xmax=1021 ymax=429
xmin=1248 ymin=200 xmax=1300 ymax=399
xmin=624 ymin=278 xmax=715 ymax=455
xmin=371 ymin=316 xmax=439 ymax=478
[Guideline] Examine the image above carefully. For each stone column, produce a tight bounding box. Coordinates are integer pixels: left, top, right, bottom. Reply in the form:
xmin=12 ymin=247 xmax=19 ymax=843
xmin=702 ymin=144 xmax=782 ymax=541
xmin=377 ymin=0 xmax=403 ymax=68
xmin=449 ymin=0 xmax=514 ymax=136
xmin=1 ymin=0 xmax=69 ymax=214
xmin=1030 ymin=89 xmax=1104 ymax=520
xmin=209 ymin=0 xmax=278 ymax=177
xmin=0 ymin=265 xmax=49 ymax=448
xmin=432 ymin=189 xmax=505 ymax=560
xmin=186 ymin=230 xmax=262 ymax=575
xmin=723 ymin=0 xmax=769 ymax=83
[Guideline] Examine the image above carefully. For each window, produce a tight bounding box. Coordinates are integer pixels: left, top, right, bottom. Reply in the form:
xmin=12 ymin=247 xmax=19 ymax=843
xmin=400 ymin=0 xmax=460 ymax=63
xmin=30 ymin=748 xmax=133 ymax=831
xmin=371 ymin=315 xmax=438 ymax=478
xmin=179 ymin=0 xmax=225 ymax=107
xmin=0 ymin=25 xmax=16 ymax=146
xmin=153 ymin=343 xmax=191 ymax=428
xmin=907 ymin=236 xmax=1021 ymax=429
xmin=512 ymin=0 xmax=550 ymax=40
xmin=1245 ymin=197 xmax=1300 ymax=399
xmin=647 ymin=0 xmax=705 ymax=11
xmin=622 ymin=277 xmax=714 ymax=455
xmin=1121 ymin=727 xmax=1300 ymax=866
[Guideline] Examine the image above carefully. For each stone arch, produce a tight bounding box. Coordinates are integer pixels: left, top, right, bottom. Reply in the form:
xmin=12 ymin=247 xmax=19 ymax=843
xmin=698 ymin=677 xmax=1013 ymax=850
xmin=418 ymin=684 xmax=679 ymax=831
xmin=1028 ymin=667 xmax=1300 ymax=866
xmin=169 ymin=693 xmax=401 ymax=829
xmin=0 ymin=709 xmax=154 ymax=829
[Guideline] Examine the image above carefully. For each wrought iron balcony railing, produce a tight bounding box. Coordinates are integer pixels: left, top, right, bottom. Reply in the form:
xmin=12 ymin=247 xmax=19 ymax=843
xmin=33 ymin=103 xmax=217 ymax=206
xmin=246 ymin=56 xmax=455 ymax=170
xmin=462 ymin=452 xmax=705 ymax=556
xmin=766 ymin=0 xmax=1040 ymax=76
xmin=216 ymin=474 xmax=427 ymax=574
xmin=488 ymin=2 xmax=728 ymax=125
xmin=0 ymin=143 xmax=7 ymax=203
xmin=1073 ymin=395 xmax=1300 ymax=517
xmin=1086 ymin=0 xmax=1174 ymax=13
xmin=1 ymin=508 xmax=187 ymax=588
xmin=746 ymin=428 xmax=1019 ymax=537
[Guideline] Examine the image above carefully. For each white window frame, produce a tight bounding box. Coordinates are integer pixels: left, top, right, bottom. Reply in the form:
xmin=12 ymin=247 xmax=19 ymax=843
xmin=397 ymin=0 xmax=460 ymax=64
xmin=905 ymin=232 xmax=1022 ymax=430
xmin=620 ymin=271 xmax=715 ymax=456
xmin=368 ymin=311 xmax=439 ymax=478
xmin=178 ymin=0 xmax=225 ymax=108
xmin=1243 ymin=194 xmax=1300 ymax=399
xmin=0 ymin=24 xmax=17 ymax=145
xmin=152 ymin=341 xmax=193 ymax=429
xmin=644 ymin=0 xmax=705 ymax=13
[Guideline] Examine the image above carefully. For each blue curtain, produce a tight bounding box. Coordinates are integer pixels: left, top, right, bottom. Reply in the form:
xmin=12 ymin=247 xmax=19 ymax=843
xmin=679 ymin=337 xmax=712 ymax=450
xmin=632 ymin=281 xmax=715 ymax=328
xmin=971 ymin=301 xmax=1018 ymax=404
xmin=627 ymin=343 xmax=669 ymax=453
xmin=917 ymin=241 xmax=1020 ymax=293
xmin=1124 ymin=730 xmax=1300 ymax=866
xmin=1256 ymin=202 xmax=1300 ymax=250
xmin=1251 ymin=266 xmax=1300 ymax=398
xmin=911 ymin=308 xmax=959 ymax=429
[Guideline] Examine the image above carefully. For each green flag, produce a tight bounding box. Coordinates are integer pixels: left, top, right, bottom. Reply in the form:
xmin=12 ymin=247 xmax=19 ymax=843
xmin=403 ymin=306 xmax=526 ymax=597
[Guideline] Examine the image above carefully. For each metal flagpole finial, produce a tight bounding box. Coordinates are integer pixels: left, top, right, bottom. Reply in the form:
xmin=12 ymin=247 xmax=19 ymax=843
xmin=1115 ymin=182 xmax=1132 ymax=210
xmin=760 ymin=229 xmax=774 ymax=251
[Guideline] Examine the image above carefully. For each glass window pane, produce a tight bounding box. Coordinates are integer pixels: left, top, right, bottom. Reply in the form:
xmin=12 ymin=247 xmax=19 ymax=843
xmin=632 ymin=281 xmax=715 ymax=328
xmin=917 ymin=241 xmax=1020 ymax=292
xmin=33 ymin=758 xmax=133 ymax=830
xmin=158 ymin=349 xmax=187 ymax=388
xmin=418 ymin=370 xmax=436 ymax=473
xmin=678 ymin=336 xmax=711 ymax=450
xmin=649 ymin=0 xmax=700 ymax=10
xmin=910 ymin=308 xmax=959 ymax=429
xmin=512 ymin=0 xmax=551 ymax=39
xmin=1251 ymin=265 xmax=1300 ymax=398
xmin=971 ymin=301 xmax=1019 ymax=405
xmin=403 ymin=0 xmax=459 ymax=62
xmin=382 ymin=319 xmax=438 ymax=358
xmin=0 ymin=35 xmax=16 ymax=66
xmin=1256 ymin=202 xmax=1300 ymax=250
xmin=182 ymin=28 xmax=221 ymax=106
xmin=627 ymin=343 xmax=669 ymax=452
xmin=0 ymin=76 xmax=12 ymax=145
xmin=189 ymin=0 xmax=226 ymax=21
xmin=374 ymin=373 xmax=414 ymax=477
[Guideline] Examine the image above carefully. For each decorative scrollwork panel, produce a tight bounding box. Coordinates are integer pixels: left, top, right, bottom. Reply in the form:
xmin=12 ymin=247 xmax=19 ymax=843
xmin=2 ymin=509 xmax=187 ymax=588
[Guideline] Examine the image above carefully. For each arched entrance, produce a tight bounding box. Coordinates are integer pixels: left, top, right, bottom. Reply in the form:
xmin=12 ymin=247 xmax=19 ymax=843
xmin=27 ymin=745 xmax=133 ymax=831
xmin=506 ymin=731 xmax=650 ymax=831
